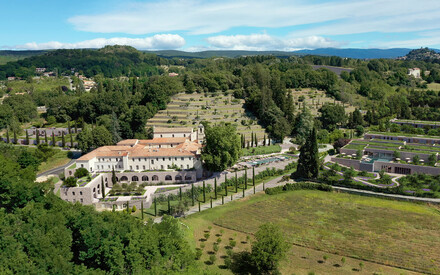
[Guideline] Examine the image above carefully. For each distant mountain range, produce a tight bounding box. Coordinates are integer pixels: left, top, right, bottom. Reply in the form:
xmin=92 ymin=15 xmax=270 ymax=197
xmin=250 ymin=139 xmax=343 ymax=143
xmin=147 ymin=48 xmax=434 ymax=59
xmin=1 ymin=47 xmax=440 ymax=61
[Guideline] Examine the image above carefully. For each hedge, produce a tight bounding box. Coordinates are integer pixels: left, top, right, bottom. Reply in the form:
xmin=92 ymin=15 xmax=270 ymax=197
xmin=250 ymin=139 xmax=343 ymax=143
xmin=265 ymin=182 xmax=333 ymax=195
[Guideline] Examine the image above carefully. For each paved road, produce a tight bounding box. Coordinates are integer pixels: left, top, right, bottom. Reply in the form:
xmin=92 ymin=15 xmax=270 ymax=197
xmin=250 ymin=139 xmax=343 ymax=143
xmin=37 ymin=150 xmax=81 ymax=177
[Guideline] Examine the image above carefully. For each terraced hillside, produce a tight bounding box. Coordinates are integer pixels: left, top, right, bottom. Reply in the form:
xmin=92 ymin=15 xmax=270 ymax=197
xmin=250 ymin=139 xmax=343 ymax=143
xmin=146 ymin=93 xmax=267 ymax=142
xmin=292 ymin=88 xmax=356 ymax=115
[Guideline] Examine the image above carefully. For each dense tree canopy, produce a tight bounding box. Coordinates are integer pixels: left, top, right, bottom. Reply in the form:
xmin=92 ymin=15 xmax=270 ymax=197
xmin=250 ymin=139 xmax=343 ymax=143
xmin=0 ymin=144 xmax=195 ymax=274
xmin=201 ymin=123 xmax=241 ymax=171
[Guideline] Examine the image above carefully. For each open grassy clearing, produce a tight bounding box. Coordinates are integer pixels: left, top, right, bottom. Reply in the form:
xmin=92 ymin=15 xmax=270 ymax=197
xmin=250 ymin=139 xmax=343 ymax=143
xmin=183 ymin=190 xmax=440 ymax=274
xmin=37 ymin=149 xmax=72 ymax=174
xmin=2 ymin=77 xmax=69 ymax=93
xmin=291 ymin=89 xmax=356 ymax=115
xmin=146 ymin=93 xmax=267 ymax=142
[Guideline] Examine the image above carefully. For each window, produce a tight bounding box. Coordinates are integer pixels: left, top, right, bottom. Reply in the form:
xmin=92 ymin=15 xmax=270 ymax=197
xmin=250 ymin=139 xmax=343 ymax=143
xmin=163 ymin=158 xmax=165 ymax=161
xmin=81 ymin=164 xmax=84 ymax=168
xmin=144 ymin=158 xmax=147 ymax=161
xmin=160 ymin=134 xmax=163 ymax=137
xmin=73 ymin=199 xmax=76 ymax=203
xmin=175 ymin=157 xmax=177 ymax=161
xmin=181 ymin=157 xmax=184 ymax=160
xmin=143 ymin=165 xmax=145 ymax=169
xmin=80 ymin=199 xmax=83 ymax=203
xmin=136 ymin=165 xmax=139 ymax=170
xmin=184 ymin=134 xmax=186 ymax=137
xmin=181 ymin=165 xmax=183 ymax=169
xmin=187 ymin=165 xmax=190 ymax=169
xmin=161 ymin=165 xmax=164 ymax=169
xmin=169 ymin=157 xmax=171 ymax=161
xmin=172 ymin=134 xmax=175 ymax=137
xmin=156 ymin=158 xmax=158 ymax=161
xmin=152 ymin=160 xmax=154 ymax=164
xmin=80 ymin=191 xmax=82 ymax=195
xmin=130 ymin=166 xmax=132 ymax=170
xmin=72 ymin=192 xmax=75 ymax=195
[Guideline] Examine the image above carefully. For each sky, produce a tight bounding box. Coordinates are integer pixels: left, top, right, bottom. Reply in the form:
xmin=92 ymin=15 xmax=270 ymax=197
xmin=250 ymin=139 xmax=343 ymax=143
xmin=1 ymin=0 xmax=440 ymax=51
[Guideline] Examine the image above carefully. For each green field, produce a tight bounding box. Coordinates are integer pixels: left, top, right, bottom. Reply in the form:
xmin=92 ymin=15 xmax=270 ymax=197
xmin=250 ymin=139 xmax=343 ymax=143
xmin=37 ymin=149 xmax=71 ymax=174
xmin=183 ymin=190 xmax=440 ymax=274
xmin=241 ymin=144 xmax=281 ymax=156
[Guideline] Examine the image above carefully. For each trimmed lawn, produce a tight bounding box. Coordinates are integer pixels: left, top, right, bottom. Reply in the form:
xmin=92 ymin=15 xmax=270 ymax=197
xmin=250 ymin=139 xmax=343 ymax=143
xmin=183 ymin=190 xmax=440 ymax=274
xmin=242 ymin=144 xmax=282 ymax=156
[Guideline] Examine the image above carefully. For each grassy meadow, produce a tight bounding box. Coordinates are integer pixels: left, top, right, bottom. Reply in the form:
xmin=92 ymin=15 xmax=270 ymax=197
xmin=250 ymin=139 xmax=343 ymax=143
xmin=182 ymin=190 xmax=440 ymax=274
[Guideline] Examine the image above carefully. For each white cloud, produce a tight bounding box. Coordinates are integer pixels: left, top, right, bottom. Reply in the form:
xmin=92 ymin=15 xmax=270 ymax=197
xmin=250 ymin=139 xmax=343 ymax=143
xmin=3 ymin=34 xmax=185 ymax=50
xmin=67 ymin=0 xmax=440 ymax=36
xmin=205 ymin=34 xmax=343 ymax=51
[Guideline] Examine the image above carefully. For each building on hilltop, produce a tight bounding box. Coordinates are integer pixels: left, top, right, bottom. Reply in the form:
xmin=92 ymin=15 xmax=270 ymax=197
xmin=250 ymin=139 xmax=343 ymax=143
xmin=153 ymin=125 xmax=204 ymax=143
xmin=408 ymin=68 xmax=421 ymax=78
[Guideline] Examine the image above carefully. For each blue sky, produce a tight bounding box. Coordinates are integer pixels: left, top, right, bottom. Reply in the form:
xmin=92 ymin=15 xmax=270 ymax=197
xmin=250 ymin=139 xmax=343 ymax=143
xmin=2 ymin=0 xmax=440 ymax=51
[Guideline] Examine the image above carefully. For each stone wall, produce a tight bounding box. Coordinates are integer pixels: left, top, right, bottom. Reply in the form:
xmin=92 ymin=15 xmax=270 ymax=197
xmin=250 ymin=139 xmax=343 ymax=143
xmin=331 ymin=157 xmax=361 ymax=170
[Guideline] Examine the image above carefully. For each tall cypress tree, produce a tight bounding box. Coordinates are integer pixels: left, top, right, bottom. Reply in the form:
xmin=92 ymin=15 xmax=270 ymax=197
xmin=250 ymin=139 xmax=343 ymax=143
xmin=6 ymin=128 xmax=9 ymax=143
xmin=251 ymin=132 xmax=254 ymax=147
xmin=245 ymin=169 xmax=248 ymax=189
xmin=235 ymin=172 xmax=238 ymax=193
xmin=263 ymin=134 xmax=266 ymax=146
xmin=191 ymin=182 xmax=195 ymax=206
xmin=111 ymin=166 xmax=117 ymax=185
xmin=254 ymin=133 xmax=258 ymax=147
xmin=214 ymin=178 xmax=217 ymax=199
xmin=44 ymin=131 xmax=48 ymax=144
xmin=61 ymin=131 xmax=65 ymax=148
xmin=141 ymin=201 xmax=144 ymax=220
xmin=252 ymin=167 xmax=255 ymax=186
xmin=293 ymin=128 xmax=319 ymax=179
xmin=203 ymin=181 xmax=206 ymax=203
xmin=52 ymin=132 xmax=56 ymax=146
xmin=13 ymin=130 xmax=17 ymax=144
xmin=225 ymin=174 xmax=228 ymax=196
xmin=101 ymin=177 xmax=106 ymax=198
xmin=36 ymin=129 xmax=40 ymax=145
xmin=25 ymin=130 xmax=29 ymax=145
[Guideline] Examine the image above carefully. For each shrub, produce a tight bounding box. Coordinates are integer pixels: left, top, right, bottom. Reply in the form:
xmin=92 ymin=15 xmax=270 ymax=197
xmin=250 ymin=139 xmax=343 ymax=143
xmin=213 ymin=243 xmax=219 ymax=253
xmin=132 ymin=205 xmax=137 ymax=213
xmin=64 ymin=177 xmax=77 ymax=187
xmin=209 ymin=255 xmax=216 ymax=265
xmin=195 ymin=248 xmax=202 ymax=260
xmin=74 ymin=168 xmax=89 ymax=178
xmin=229 ymin=240 xmax=236 ymax=248
xmin=265 ymin=182 xmax=333 ymax=195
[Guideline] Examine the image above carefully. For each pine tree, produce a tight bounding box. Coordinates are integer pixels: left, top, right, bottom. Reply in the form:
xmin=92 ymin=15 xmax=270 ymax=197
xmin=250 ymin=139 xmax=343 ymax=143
xmin=36 ymin=129 xmax=40 ymax=145
xmin=61 ymin=131 xmax=65 ymax=148
xmin=293 ymin=128 xmax=319 ymax=179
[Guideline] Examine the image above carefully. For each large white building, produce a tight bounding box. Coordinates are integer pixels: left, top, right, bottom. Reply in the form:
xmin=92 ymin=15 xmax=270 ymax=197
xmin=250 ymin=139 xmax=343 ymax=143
xmin=73 ymin=138 xmax=203 ymax=173
xmin=61 ymin=126 xmax=205 ymax=207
